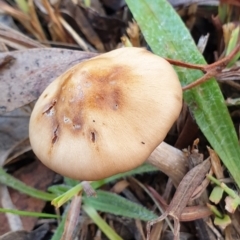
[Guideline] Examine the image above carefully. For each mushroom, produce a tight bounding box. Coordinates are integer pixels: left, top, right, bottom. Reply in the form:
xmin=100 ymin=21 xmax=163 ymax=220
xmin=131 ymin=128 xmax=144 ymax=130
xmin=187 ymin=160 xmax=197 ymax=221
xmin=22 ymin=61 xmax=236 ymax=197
xmin=29 ymin=47 xmax=186 ymax=184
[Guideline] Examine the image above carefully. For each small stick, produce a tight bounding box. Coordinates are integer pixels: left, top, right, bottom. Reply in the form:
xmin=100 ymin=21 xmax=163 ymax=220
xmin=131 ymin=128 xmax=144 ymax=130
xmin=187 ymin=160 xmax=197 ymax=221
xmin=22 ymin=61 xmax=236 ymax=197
xmin=165 ymin=43 xmax=240 ymax=91
xmin=182 ymin=72 xmax=214 ymax=91
xmin=165 ymin=58 xmax=206 ymax=71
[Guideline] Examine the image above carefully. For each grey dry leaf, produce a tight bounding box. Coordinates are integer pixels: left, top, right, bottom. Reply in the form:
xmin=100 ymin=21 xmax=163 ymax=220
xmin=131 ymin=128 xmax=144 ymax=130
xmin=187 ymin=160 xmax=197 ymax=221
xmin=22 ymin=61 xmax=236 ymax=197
xmin=0 ymin=48 xmax=97 ymax=113
xmin=0 ymin=108 xmax=30 ymax=166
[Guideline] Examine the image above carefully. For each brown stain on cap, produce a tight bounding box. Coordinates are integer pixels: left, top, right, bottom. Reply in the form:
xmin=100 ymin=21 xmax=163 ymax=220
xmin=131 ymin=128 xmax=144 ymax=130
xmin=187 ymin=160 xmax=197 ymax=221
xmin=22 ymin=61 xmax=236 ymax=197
xmin=38 ymin=58 xmax=129 ymax=154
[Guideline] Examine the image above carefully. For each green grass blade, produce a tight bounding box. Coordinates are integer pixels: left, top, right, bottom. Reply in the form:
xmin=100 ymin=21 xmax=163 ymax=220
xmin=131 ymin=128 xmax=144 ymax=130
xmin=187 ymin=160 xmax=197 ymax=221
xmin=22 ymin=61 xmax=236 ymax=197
xmin=0 ymin=168 xmax=56 ymax=201
xmin=51 ymin=163 xmax=158 ymax=207
xmin=226 ymin=26 xmax=240 ymax=66
xmin=83 ymin=190 xmax=157 ymax=221
xmin=83 ymin=204 xmax=123 ymax=240
xmin=0 ymin=208 xmax=58 ymax=218
xmin=48 ymin=184 xmax=71 ymax=195
xmin=126 ymin=0 xmax=240 ymax=187
xmin=51 ymin=209 xmax=67 ymax=240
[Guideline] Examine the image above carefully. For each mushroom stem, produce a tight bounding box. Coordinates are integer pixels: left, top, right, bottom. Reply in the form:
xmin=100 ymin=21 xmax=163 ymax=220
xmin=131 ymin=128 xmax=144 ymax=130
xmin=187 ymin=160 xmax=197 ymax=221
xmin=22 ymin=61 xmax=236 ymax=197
xmin=146 ymin=142 xmax=188 ymax=186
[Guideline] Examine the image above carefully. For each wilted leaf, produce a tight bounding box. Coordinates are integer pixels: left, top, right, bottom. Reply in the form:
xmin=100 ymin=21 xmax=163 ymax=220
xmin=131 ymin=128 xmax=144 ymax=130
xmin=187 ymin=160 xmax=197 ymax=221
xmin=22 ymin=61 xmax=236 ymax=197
xmin=0 ymin=48 xmax=97 ymax=113
xmin=165 ymin=159 xmax=211 ymax=217
xmin=148 ymin=185 xmax=212 ymax=221
xmin=148 ymin=159 xmax=211 ymax=239
xmin=208 ymin=147 xmax=224 ymax=179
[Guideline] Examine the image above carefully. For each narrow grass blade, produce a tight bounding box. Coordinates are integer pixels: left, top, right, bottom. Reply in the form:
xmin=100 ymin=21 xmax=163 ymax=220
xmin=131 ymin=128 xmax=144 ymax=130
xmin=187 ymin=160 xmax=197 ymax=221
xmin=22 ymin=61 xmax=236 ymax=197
xmin=83 ymin=204 xmax=123 ymax=240
xmin=0 ymin=168 xmax=56 ymax=201
xmin=51 ymin=209 xmax=67 ymax=240
xmin=0 ymin=208 xmax=58 ymax=218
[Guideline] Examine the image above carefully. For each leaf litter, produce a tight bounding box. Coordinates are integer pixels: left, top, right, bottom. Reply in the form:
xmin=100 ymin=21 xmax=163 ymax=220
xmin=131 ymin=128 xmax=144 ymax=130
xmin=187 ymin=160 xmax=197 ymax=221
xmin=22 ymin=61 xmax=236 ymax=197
xmin=0 ymin=0 xmax=240 ymax=239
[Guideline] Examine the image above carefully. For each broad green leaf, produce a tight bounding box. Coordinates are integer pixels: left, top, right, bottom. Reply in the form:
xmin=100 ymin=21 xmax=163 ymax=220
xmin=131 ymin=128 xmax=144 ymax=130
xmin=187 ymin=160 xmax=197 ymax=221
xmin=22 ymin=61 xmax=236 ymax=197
xmin=83 ymin=190 xmax=157 ymax=221
xmin=126 ymin=0 xmax=240 ymax=187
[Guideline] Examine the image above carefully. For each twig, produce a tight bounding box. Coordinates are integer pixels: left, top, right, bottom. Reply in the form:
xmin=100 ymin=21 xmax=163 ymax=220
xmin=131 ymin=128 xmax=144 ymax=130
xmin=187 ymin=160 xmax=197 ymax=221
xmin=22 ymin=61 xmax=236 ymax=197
xmin=165 ymin=43 xmax=240 ymax=91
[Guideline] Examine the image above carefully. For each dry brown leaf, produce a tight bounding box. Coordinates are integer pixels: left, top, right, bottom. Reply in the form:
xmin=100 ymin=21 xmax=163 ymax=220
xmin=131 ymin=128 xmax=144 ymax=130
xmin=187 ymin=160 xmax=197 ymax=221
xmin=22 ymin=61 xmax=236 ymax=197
xmin=61 ymin=0 xmax=105 ymax=52
xmin=111 ymin=180 xmax=130 ymax=194
xmin=28 ymin=0 xmax=47 ymax=42
xmin=126 ymin=21 xmax=140 ymax=47
xmin=147 ymin=159 xmax=211 ymax=240
xmin=62 ymin=194 xmax=82 ymax=240
xmin=82 ymin=6 xmax=125 ymax=50
xmin=41 ymin=0 xmax=66 ymax=42
xmin=0 ymin=23 xmax=44 ymax=49
xmin=147 ymin=185 xmax=212 ymax=222
xmin=0 ymin=1 xmax=40 ymax=40
xmin=208 ymin=147 xmax=224 ymax=179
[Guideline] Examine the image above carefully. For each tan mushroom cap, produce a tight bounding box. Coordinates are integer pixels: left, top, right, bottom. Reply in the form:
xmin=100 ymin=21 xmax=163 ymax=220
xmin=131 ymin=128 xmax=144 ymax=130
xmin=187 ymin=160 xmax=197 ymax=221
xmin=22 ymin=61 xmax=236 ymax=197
xmin=29 ymin=47 xmax=182 ymax=180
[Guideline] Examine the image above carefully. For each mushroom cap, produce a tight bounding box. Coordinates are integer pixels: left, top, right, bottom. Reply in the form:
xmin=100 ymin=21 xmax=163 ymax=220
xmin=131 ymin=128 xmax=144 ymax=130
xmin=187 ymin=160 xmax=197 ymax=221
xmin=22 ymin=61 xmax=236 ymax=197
xmin=29 ymin=47 xmax=182 ymax=180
